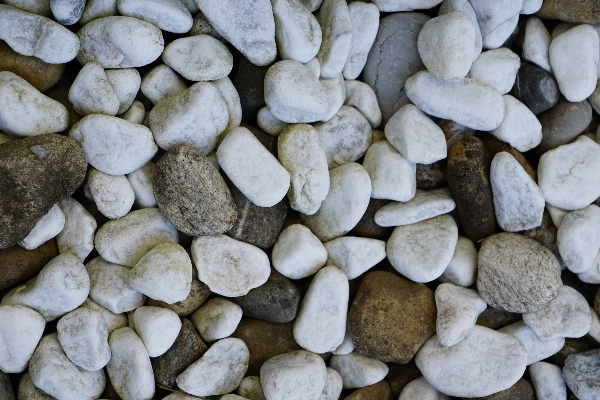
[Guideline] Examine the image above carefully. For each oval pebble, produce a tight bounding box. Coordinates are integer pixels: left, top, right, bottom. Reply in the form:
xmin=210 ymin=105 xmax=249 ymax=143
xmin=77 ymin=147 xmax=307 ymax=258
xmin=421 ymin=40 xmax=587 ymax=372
xmin=0 ymin=305 xmax=45 ymax=374
xmin=162 ymin=35 xmax=233 ymax=81
xmin=117 ymin=0 xmax=193 ymax=33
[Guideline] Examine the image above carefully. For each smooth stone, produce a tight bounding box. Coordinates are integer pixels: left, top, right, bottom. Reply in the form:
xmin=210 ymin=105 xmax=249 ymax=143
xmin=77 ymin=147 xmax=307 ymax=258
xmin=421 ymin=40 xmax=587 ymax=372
xmin=69 ymin=62 xmax=119 ymax=116
xmin=324 ymin=237 xmax=385 ymax=280
xmin=232 ymin=56 xmax=269 ymax=125
xmin=190 ymin=298 xmax=242 ymax=342
xmin=87 ymin=169 xmax=135 ymax=219
xmin=272 ymin=224 xmax=327 ymax=279
xmin=491 ymin=95 xmax=542 ymax=152
xmin=105 ymin=68 xmax=140 ymax=115
xmin=316 ymin=0 xmax=352 ymax=78
xmin=260 ymin=350 xmax=327 ymax=400
xmin=438 ymin=236 xmax=478 ymax=287
xmin=529 ymin=362 xmax=566 ymax=400
xmin=18 ymin=204 xmax=65 ymax=251
xmin=107 ymin=327 xmax=155 ymax=400
xmin=348 ymin=271 xmax=436 ymax=363
xmin=558 ymin=205 xmax=600 ymax=273
xmin=56 ymin=198 xmax=96 ymax=261
xmin=257 ymin=106 xmax=288 ymax=136
xmin=81 ymin=298 xmax=128 ymax=334
xmin=319 ymin=367 xmax=343 ymax=400
xmin=346 ymin=380 xmax=394 ymax=400
xmin=579 ymin=251 xmax=600 ymax=283
xmin=329 ymin=352 xmax=388 ymax=389
xmin=374 ymin=189 xmax=455 ymax=227
xmin=3 ymin=0 xmax=50 ymax=15
xmin=363 ymin=12 xmax=430 ymax=124
xmin=387 ymin=214 xmax=458 ymax=283
xmin=522 ymin=16 xmax=552 ymax=72
xmin=141 ymin=64 xmax=187 ymax=105
xmin=50 ymin=0 xmax=84 ymax=24
xmin=512 ymin=62 xmax=560 ymax=115
xmin=133 ymin=306 xmax=181 ymax=357
xmin=371 ymin=0 xmax=442 ymax=11
xmin=191 ymin=234 xmax=270 ymax=297
xmin=538 ymin=0 xmax=600 ymax=22
xmin=399 ymin=377 xmax=449 ymax=400
xmin=215 ymin=77 xmax=242 ymax=137
xmin=343 ymin=2 xmax=379 ymax=80
xmin=238 ymin=376 xmax=266 ymax=400
xmin=272 ymin=0 xmax=321 ymax=63
xmin=500 ymin=321 xmax=565 ymax=365
xmin=469 ymin=48 xmax=520 ymax=94
xmin=344 ymin=80 xmax=382 ymax=128
xmin=18 ymin=372 xmax=54 ymax=400
xmin=126 ymin=161 xmax=156 ymax=208
xmin=406 ymin=71 xmax=506 ymax=131
xmin=416 ymin=325 xmax=527 ymax=397
xmin=0 ymin=305 xmax=45 ymax=373
xmin=117 ymin=0 xmax=192 ymax=33
xmin=469 ymin=0 xmax=521 ymax=43
xmin=29 ymin=333 xmax=105 ymax=400
xmin=563 ymin=350 xmax=600 ymax=399
xmin=77 ymin=16 xmax=164 ymax=68
xmin=79 ymin=0 xmax=118 ymax=25
xmin=0 ymin=41 xmax=64 ymax=92
xmin=0 ymin=239 xmax=57 ymax=291
xmin=146 ymin=273 xmax=211 ymax=317
xmin=177 ymin=338 xmax=249 ymax=396
xmin=319 ymin=73 xmax=346 ymax=122
xmin=162 ymin=35 xmax=232 ymax=82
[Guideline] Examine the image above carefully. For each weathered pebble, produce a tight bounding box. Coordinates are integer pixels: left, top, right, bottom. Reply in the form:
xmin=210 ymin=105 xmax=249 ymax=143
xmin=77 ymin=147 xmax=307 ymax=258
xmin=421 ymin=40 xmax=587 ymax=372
xmin=324 ymin=236 xmax=386 ymax=280
xmin=562 ymin=349 xmax=600 ymax=400
xmin=117 ymin=0 xmax=192 ymax=33
xmin=469 ymin=48 xmax=520 ymax=94
xmin=127 ymin=161 xmax=157 ymax=208
xmin=56 ymin=197 xmax=96 ymax=261
xmin=133 ymin=306 xmax=181 ymax=357
xmin=190 ymin=298 xmax=242 ymax=342
xmin=535 ymin=96 xmax=592 ymax=154
xmin=529 ymin=362 xmax=567 ymax=400
xmin=363 ymin=140 xmax=416 ymax=202
xmin=163 ymin=35 xmax=233 ymax=81
xmin=140 ymin=64 xmax=187 ymax=105
xmin=272 ymin=0 xmax=322 ymax=64
xmin=435 ymin=283 xmax=486 ymax=347
xmin=511 ymin=62 xmax=560 ymax=115
xmin=344 ymin=80 xmax=382 ymax=128
xmin=18 ymin=204 xmax=65 ymax=251
xmin=343 ymin=2 xmax=379 ymax=80
xmin=557 ymin=205 xmax=600 ymax=273
xmin=491 ymin=95 xmax=542 ymax=152
xmin=69 ymin=62 xmax=119 ymax=116
xmin=87 ymin=169 xmax=135 ymax=219
xmin=0 ymin=305 xmax=45 ymax=373
xmin=522 ymin=16 xmax=551 ymax=72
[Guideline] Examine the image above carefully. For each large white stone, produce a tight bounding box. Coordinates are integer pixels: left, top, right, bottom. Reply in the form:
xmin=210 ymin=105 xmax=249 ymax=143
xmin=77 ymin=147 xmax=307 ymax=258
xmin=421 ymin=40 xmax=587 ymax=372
xmin=344 ymin=80 xmax=382 ymax=128
xmin=374 ymin=189 xmax=455 ymax=227
xmin=438 ymin=236 xmax=478 ymax=287
xmin=557 ymin=205 xmax=600 ymax=273
xmin=215 ymin=77 xmax=242 ymax=137
xmin=343 ymin=2 xmax=379 ymax=80
xmin=272 ymin=224 xmax=328 ymax=279
xmin=57 ymin=198 xmax=96 ymax=261
xmin=19 ymin=204 xmax=65 ymax=251
xmin=0 ymin=305 xmax=45 ymax=374
xmin=272 ymin=0 xmax=322 ymax=63
xmin=319 ymin=73 xmax=346 ymax=122
xmin=105 ymin=68 xmax=141 ymax=115
xmin=435 ymin=283 xmax=486 ymax=347
xmin=258 ymin=106 xmax=288 ymax=136
xmin=522 ymin=16 xmax=551 ymax=72
xmin=438 ymin=0 xmax=482 ymax=62
xmin=140 ymin=64 xmax=187 ymax=105
xmin=324 ymin=237 xmax=386 ymax=280
xmin=529 ymin=362 xmax=567 ymax=400
xmin=329 ymin=352 xmax=388 ymax=389
xmin=468 ymin=48 xmax=520 ymax=94
xmin=87 ymin=169 xmax=135 ymax=220
xmin=499 ymin=321 xmax=565 ymax=365
xmin=126 ymin=162 xmax=157 ymax=208
xmin=319 ymin=367 xmax=343 ymax=400
xmin=79 ymin=0 xmax=118 ymax=25
xmin=69 ymin=62 xmax=119 ymax=116
xmin=492 ymin=95 xmax=542 ymax=152
xmin=317 ymin=0 xmax=352 ymax=78
xmin=116 ymin=0 xmax=192 ymax=33
xmin=80 ymin=298 xmax=128 ymax=334
xmin=133 ymin=306 xmax=181 ymax=357
xmin=190 ymin=298 xmax=242 ymax=342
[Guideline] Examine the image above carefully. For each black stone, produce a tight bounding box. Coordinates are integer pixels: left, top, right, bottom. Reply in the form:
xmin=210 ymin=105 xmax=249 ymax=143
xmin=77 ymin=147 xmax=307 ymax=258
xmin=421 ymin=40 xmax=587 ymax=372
xmin=416 ymin=160 xmax=447 ymax=190
xmin=233 ymin=57 xmax=271 ymax=125
xmin=350 ymin=198 xmax=393 ymax=239
xmin=0 ymin=371 xmax=14 ymax=400
xmin=511 ymin=62 xmax=560 ymax=115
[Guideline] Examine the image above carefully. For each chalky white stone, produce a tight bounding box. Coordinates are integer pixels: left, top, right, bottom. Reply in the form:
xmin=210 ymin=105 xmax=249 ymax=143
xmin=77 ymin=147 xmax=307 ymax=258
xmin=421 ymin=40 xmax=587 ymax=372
xmin=0 ymin=72 xmax=68 ymax=137
xmin=177 ymin=338 xmax=249 ymax=396
xmin=578 ymin=251 xmax=600 ymax=284
xmin=57 ymin=308 xmax=111 ymax=371
xmin=264 ymin=60 xmax=328 ymax=123
xmin=57 ymin=198 xmax=97 ymax=261
xmin=163 ymin=35 xmax=233 ymax=82
xmin=50 ymin=0 xmax=85 ymax=25
xmin=1 ymin=254 xmax=89 ymax=322
xmin=385 ymin=104 xmax=447 ymax=165
xmin=333 ymin=331 xmax=355 ymax=355
xmin=305 ymin=56 xmax=321 ymax=78
xmin=549 ymin=24 xmax=599 ymax=102
xmin=0 ymin=305 xmax=45 ymax=374
xmin=81 ymin=298 xmax=128 ymax=334
xmin=387 ymin=214 xmax=458 ymax=283
xmin=107 ymin=327 xmax=155 ymax=400
xmin=191 ymin=234 xmax=271 ymax=297
xmin=70 ymin=115 xmax=157 ymax=176
xmin=588 ymin=306 xmax=600 ymax=343
xmin=257 ymin=107 xmax=288 ymax=136
xmin=399 ymin=377 xmax=449 ymax=400
xmin=490 ymin=95 xmax=542 ymax=152
xmin=128 ymin=242 xmax=192 ymax=304
xmin=214 ymin=77 xmax=242 ymax=136
xmin=87 ymin=169 xmax=135 ymax=220
xmin=79 ymin=0 xmax=118 ymax=25
xmin=362 ymin=141 xmax=416 ymax=202
xmin=105 ymin=68 xmax=141 ymax=115
xmin=490 ymin=152 xmax=545 ymax=232
xmin=563 ymin=349 xmax=600 ymax=400
xmin=238 ymin=376 xmax=266 ymax=400
xmin=117 ymin=0 xmax=192 ymax=33
xmin=374 ymin=189 xmax=456 ymax=227
xmin=301 ymin=163 xmax=372 ymax=242
xmin=29 ymin=333 xmax=106 ymax=400
xmin=344 ymin=80 xmax=382 ymax=128
xmin=499 ymin=321 xmax=564 ymax=365
xmin=69 ymin=62 xmax=119 ymax=116
xmin=523 ymin=285 xmax=592 ymax=341
xmin=438 ymin=0 xmax=482 ymax=62
xmin=320 ymin=73 xmax=346 ymax=122
xmin=272 ymin=0 xmax=322 ymax=63
xmin=19 ymin=204 xmax=65 ymax=251
xmin=324 ymin=237 xmax=386 ymax=280
xmin=190 ymin=298 xmax=242 ymax=342
xmin=557 ymin=205 xmax=600 ymax=273
xmin=196 ymin=0 xmax=276 ymax=66
xmin=320 ymin=367 xmax=344 ymax=400
xmin=329 ymin=352 xmax=388 ymax=389
xmin=217 ymin=127 xmax=290 ymax=207
xmin=260 ymin=350 xmax=327 ymax=400
xmin=133 ymin=306 xmax=181 ymax=357
xmin=343 ymin=2 xmax=379 ymax=80
xmin=126 ymin=162 xmax=157 ymax=208
xmin=438 ymin=236 xmax=478 ymax=287
xmin=468 ymin=48 xmax=520 ymax=94
xmin=529 ymin=362 xmax=566 ymax=400
xmin=435 ymin=283 xmax=487 ymax=347
xmin=522 ymin=16 xmax=551 ymax=72
xmin=294 ymin=266 xmax=349 ymax=353
xmin=77 ymin=16 xmax=164 ymax=68
xmin=86 ymin=257 xmax=146 ymax=314
xmin=141 ymin=64 xmax=187 ymax=105
xmin=469 ymin=0 xmax=521 ymax=39
xmin=521 ymin=0 xmax=542 ymax=13
xmin=317 ymin=0 xmax=352 ymax=79
xmin=272 ymin=224 xmax=328 ymax=279
xmin=371 ymin=0 xmax=442 ymax=11
xmin=538 ymin=136 xmax=600 ymax=210
xmin=0 ymin=4 xmax=79 ymax=64
xmin=94 ymin=207 xmax=179 ymax=267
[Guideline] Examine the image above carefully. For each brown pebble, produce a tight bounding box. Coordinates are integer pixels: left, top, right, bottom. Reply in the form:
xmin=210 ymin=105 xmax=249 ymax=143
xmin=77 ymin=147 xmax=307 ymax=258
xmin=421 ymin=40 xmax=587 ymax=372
xmin=351 ymin=198 xmax=393 ymax=239
xmin=345 ymin=380 xmax=394 ymax=400
xmin=475 ymin=307 xmax=521 ymax=330
xmin=0 ymin=238 xmax=58 ymax=291
xmin=465 ymin=378 xmax=534 ymax=400
xmin=387 ymin=360 xmax=422 ymax=398
xmin=476 ymin=132 xmax=537 ymax=182
xmin=416 ymin=160 xmax=447 ymax=190
xmin=538 ymin=0 xmax=600 ymax=24
xmin=0 ymin=41 xmax=65 ymax=92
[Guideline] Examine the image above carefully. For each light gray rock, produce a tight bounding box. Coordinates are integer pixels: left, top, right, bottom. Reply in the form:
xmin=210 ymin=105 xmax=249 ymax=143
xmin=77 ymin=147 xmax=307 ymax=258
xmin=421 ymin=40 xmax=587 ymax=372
xmin=481 ymin=13 xmax=519 ymax=49
xmin=520 ymin=0 xmax=542 ymax=13
xmin=57 ymin=198 xmax=96 ymax=261
xmin=257 ymin=107 xmax=288 ymax=136
xmin=344 ymin=80 xmax=382 ymax=128
xmin=50 ymin=0 xmax=85 ymax=25
xmin=469 ymin=48 xmax=521 ymax=94
xmin=500 ymin=321 xmax=564 ymax=365
xmin=371 ymin=0 xmax=442 ymax=11
xmin=162 ymin=35 xmax=232 ymax=81
xmin=117 ymin=0 xmax=192 ymax=33
xmin=529 ymin=362 xmax=566 ymax=400
xmin=214 ymin=77 xmax=242 ymax=136
xmin=133 ymin=306 xmax=181 ymax=357
xmin=438 ymin=0 xmax=482 ymax=62
xmin=105 ymin=68 xmax=141 ymax=115
xmin=522 ymin=16 xmax=552 ymax=72
xmin=317 ymin=0 xmax=352 ymax=78
xmin=272 ymin=224 xmax=328 ymax=279
xmin=491 ymin=95 xmax=542 ymax=152
xmin=329 ymin=352 xmax=388 ymax=389
xmin=563 ymin=350 xmax=600 ymax=400
xmin=343 ymin=2 xmax=379 ymax=80
xmin=3 ymin=0 xmax=51 ymax=16
xmin=0 ymin=305 xmax=45 ymax=373
xmin=399 ymin=377 xmax=449 ymax=400
xmin=320 ymin=73 xmax=346 ymax=122
xmin=363 ymin=140 xmax=416 ymax=201
xmin=272 ymin=0 xmax=322 ymax=63
xmin=557 ymin=205 xmax=600 ymax=273
xmin=324 ymin=237 xmax=386 ymax=280
xmin=126 ymin=161 xmax=157 ymax=208
xmin=69 ymin=62 xmax=119 ymax=116
xmin=190 ymin=298 xmax=242 ymax=343
xmin=578 ymin=251 xmax=600 ymax=284
xmin=80 ymin=298 xmax=128 ymax=334
xmin=435 ymin=283 xmax=486 ymax=347
xmin=18 ymin=372 xmax=54 ymax=400
xmin=141 ymin=64 xmax=187 ymax=105
xmin=18 ymin=204 xmax=65 ymax=251
xmin=439 ymin=236 xmax=477 ymax=287
xmin=374 ymin=189 xmax=455 ymax=227
xmin=469 ymin=0 xmax=521 ymax=40
xmin=319 ymin=367 xmax=343 ymax=400
xmin=79 ymin=0 xmax=117 ymax=25
xmin=87 ymin=169 xmax=135 ymax=219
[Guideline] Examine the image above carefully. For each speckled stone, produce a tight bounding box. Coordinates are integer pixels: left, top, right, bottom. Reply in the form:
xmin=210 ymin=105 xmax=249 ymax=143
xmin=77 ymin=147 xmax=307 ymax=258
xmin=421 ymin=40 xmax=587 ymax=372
xmin=416 ymin=160 xmax=447 ymax=190
xmin=511 ymin=62 xmax=560 ymax=116
xmin=464 ymin=378 xmax=535 ymax=400
xmin=345 ymin=380 xmax=394 ymax=400
xmin=0 ymin=371 xmax=14 ymax=400
xmin=0 ymin=238 xmax=58 ymax=291
xmin=350 ymin=198 xmax=393 ymax=239
xmin=0 ymin=41 xmax=64 ymax=92
xmin=538 ymin=0 xmax=600 ymax=23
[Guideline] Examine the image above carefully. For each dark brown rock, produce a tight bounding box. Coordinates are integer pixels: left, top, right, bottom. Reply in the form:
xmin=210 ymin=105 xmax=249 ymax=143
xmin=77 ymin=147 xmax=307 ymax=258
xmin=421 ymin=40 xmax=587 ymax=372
xmin=538 ymin=0 xmax=600 ymax=23
xmin=0 ymin=134 xmax=87 ymax=249
xmin=388 ymin=360 xmax=422 ymax=398
xmin=0 ymin=371 xmax=14 ymax=400
xmin=595 ymin=287 xmax=600 ymax=315
xmin=351 ymin=198 xmax=393 ymax=239
xmin=152 ymin=319 xmax=208 ymax=389
xmin=546 ymin=336 xmax=599 ymax=368
xmin=347 ymin=271 xmax=436 ymax=363
xmin=475 ymin=307 xmax=521 ymax=330
xmin=465 ymin=378 xmax=534 ymax=400
xmin=0 ymin=238 xmax=58 ymax=291
xmin=477 ymin=132 xmax=537 ymax=182
xmin=416 ymin=160 xmax=447 ymax=190
xmin=230 ymin=319 xmax=301 ymax=376
xmin=345 ymin=380 xmax=394 ymax=400
xmin=146 ymin=273 xmax=211 ymax=317
xmin=535 ymin=97 xmax=593 ymax=154
xmin=447 ymin=136 xmax=497 ymax=242
xmin=233 ymin=57 xmax=270 ymax=125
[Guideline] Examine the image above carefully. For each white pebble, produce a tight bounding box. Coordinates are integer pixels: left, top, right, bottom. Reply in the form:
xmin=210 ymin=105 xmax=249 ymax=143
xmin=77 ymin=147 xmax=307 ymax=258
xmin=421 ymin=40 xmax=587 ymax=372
xmin=557 ymin=205 xmax=600 ymax=273
xmin=547 ymin=203 xmax=568 ymax=228
xmin=50 ymin=0 xmax=84 ymax=24
xmin=272 ymin=0 xmax=322 ymax=63
xmin=320 ymin=73 xmax=346 ymax=122
xmin=578 ymin=251 xmax=600 ymax=284
xmin=163 ymin=35 xmax=233 ymax=82
xmin=499 ymin=321 xmax=565 ymax=365
xmin=88 ymin=169 xmax=135 ymax=220
xmin=190 ymin=298 xmax=242 ymax=342
xmin=344 ymin=80 xmax=381 ymax=128
xmin=438 ymin=0 xmax=482 ymax=62
xmin=18 ymin=372 xmax=55 ymax=400
xmin=343 ymin=2 xmax=379 ymax=80
xmin=363 ymin=141 xmax=416 ymax=202
xmin=468 ymin=48 xmax=521 ymax=94
xmin=272 ymin=224 xmax=328 ymax=279
xmin=80 ymin=298 xmax=128 ymax=334
xmin=469 ymin=0 xmax=521 ymax=48
xmin=317 ymin=0 xmax=352 ymax=79
xmin=105 ymin=68 xmax=141 ymax=115
xmin=371 ymin=0 xmax=442 ymax=11
xmin=438 ymin=236 xmax=478 ymax=287
xmin=57 ymin=198 xmax=97 ymax=261
xmin=121 ymin=101 xmax=145 ymax=125
xmin=80 ymin=0 xmax=118 ymax=25
xmin=399 ymin=377 xmax=449 ymax=400
xmin=257 ymin=107 xmax=288 ymax=136
xmin=324 ymin=237 xmax=386 ymax=280
xmin=126 ymin=161 xmax=157 ymax=208
xmin=319 ymin=367 xmax=344 ymax=400
xmin=304 ymin=56 xmax=321 ymax=78
xmin=329 ymin=352 xmax=388 ymax=389
xmin=490 ymin=95 xmax=542 ymax=152
xmin=522 ymin=16 xmax=552 ymax=72
xmin=333 ymin=331 xmax=355 ymax=355
xmin=19 ymin=204 xmax=65 ymax=251
xmin=141 ymin=64 xmax=187 ymax=105
xmin=529 ymin=362 xmax=567 ymax=400
xmin=117 ymin=0 xmax=192 ymax=33
xmin=0 ymin=305 xmax=45 ymax=374
xmin=520 ymin=0 xmax=542 ymax=14
xmin=214 ymin=77 xmax=242 ymax=136
xmin=238 ymin=376 xmax=266 ymax=400
xmin=69 ymin=62 xmax=119 ymax=116
xmin=374 ymin=189 xmax=456 ymax=227
xmin=133 ymin=306 xmax=181 ymax=357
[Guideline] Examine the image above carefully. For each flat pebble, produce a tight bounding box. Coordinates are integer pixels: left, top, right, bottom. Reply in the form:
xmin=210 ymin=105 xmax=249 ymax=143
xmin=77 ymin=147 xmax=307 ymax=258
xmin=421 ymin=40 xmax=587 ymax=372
xmin=435 ymin=283 xmax=486 ymax=347
xmin=374 ymin=189 xmax=455 ymax=227
xmin=50 ymin=0 xmax=85 ymax=25
xmin=330 ymin=352 xmax=388 ymax=389
xmin=87 ymin=169 xmax=135 ymax=219
xmin=469 ymin=48 xmax=520 ymax=94
xmin=190 ymin=298 xmax=242 ymax=342
xmin=163 ymin=35 xmax=232 ymax=82
xmin=344 ymin=80 xmax=382 ymax=128
xmin=438 ymin=236 xmax=478 ymax=287
xmin=522 ymin=16 xmax=551 ymax=72
xmin=272 ymin=0 xmax=322 ymax=63
xmin=127 ymin=162 xmax=157 ymax=208
xmin=563 ymin=349 xmax=600 ymax=400
xmin=528 ymin=362 xmax=566 ymax=400
xmin=57 ymin=198 xmax=96 ymax=261
xmin=105 ymin=68 xmax=140 ymax=115
xmin=117 ymin=0 xmax=192 ymax=33
xmin=68 ymin=62 xmax=119 ymax=116
xmin=317 ymin=0 xmax=352 ymax=79
xmin=500 ymin=321 xmax=565 ymax=365
xmin=18 ymin=205 xmax=65 ymax=251
xmin=141 ymin=64 xmax=187 ymax=105
xmin=272 ymin=224 xmax=327 ymax=279
xmin=399 ymin=377 xmax=449 ymax=400
xmin=343 ymin=2 xmax=379 ymax=80
xmin=324 ymin=237 xmax=385 ymax=280
xmin=0 ymin=305 xmax=45 ymax=373
xmin=512 ymin=62 xmax=560 ymax=115
xmin=491 ymin=95 xmax=542 ymax=152
xmin=134 ymin=306 xmax=181 ymax=357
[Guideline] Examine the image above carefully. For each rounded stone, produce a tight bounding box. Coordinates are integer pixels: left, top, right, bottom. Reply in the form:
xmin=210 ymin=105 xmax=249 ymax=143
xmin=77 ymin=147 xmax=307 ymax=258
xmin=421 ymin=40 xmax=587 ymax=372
xmin=535 ymin=96 xmax=592 ymax=154
xmin=511 ymin=62 xmax=560 ymax=115
xmin=0 ymin=41 xmax=64 ymax=92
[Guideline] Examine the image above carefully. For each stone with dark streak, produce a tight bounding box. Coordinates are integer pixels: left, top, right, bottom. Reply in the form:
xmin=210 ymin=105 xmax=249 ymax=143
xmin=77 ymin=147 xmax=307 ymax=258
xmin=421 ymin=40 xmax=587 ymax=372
xmin=0 ymin=238 xmax=58 ymax=291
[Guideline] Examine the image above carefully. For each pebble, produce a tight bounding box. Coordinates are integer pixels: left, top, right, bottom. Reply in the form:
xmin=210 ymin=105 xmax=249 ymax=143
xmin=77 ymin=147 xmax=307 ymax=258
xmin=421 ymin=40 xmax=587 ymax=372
xmin=18 ymin=204 xmax=65 ymax=251
xmin=538 ymin=136 xmax=600 ymax=210
xmin=469 ymin=48 xmax=520 ymax=94
xmin=4 ymin=0 xmax=51 ymax=16
xmin=190 ymin=298 xmax=242 ymax=342
xmin=346 ymin=380 xmax=394 ymax=400
xmin=147 ymin=272 xmax=211 ymax=317
xmin=257 ymin=107 xmax=288 ymax=136
xmin=107 ymin=327 xmax=155 ymax=400
xmin=29 ymin=333 xmax=106 ymax=400
xmin=351 ymin=198 xmax=393 ymax=239
xmin=470 ymin=0 xmax=521 ymax=48
xmin=0 ymin=305 xmax=45 ymax=373
xmin=277 ymin=124 xmax=329 ymax=215
xmin=363 ymin=12 xmax=430 ymax=123
xmin=438 ymin=238 xmax=478 ymax=287
xmin=0 ymin=240 xmax=58 ymax=293
xmin=536 ymin=96 xmax=592 ymax=154
xmin=549 ymin=24 xmax=599 ymax=102
xmin=301 ymin=163 xmax=371 ymax=241
xmin=499 ymin=321 xmax=565 ymax=365
xmin=87 ymin=169 xmax=134 ymax=219
xmin=117 ymin=0 xmax=192 ymax=33
xmin=162 ymin=35 xmax=232 ymax=82
xmin=477 ymin=233 xmax=562 ymax=313
xmin=319 ymin=73 xmax=346 ymax=122
xmin=191 ymin=234 xmax=270 ymax=297
xmin=50 ymin=0 xmax=85 ymax=25
xmin=512 ymin=62 xmax=560 ymax=116
xmin=399 ymin=377 xmax=449 ymax=400
xmin=348 ymin=271 xmax=436 ymax=363
xmin=385 ymin=104 xmax=447 ymax=164
xmin=271 ymin=224 xmax=327 ymax=279
xmin=363 ymin=141 xmax=416 ymax=201
xmin=0 ymin=41 xmax=64 ymax=92
xmin=387 ymin=214 xmax=458 ymax=283
xmin=324 ymin=237 xmax=386 ymax=280
xmin=490 ymin=152 xmax=545 ymax=231
xmin=232 ymin=269 xmax=300 ymax=323
xmin=57 ymin=308 xmax=111 ymax=371
xmin=343 ymin=2 xmax=379 ymax=80
xmin=329 ymin=352 xmax=388 ymax=389
xmin=464 ymin=378 xmax=536 ymax=400
xmin=529 ymin=362 xmax=566 ymax=400
xmin=415 ymin=325 xmax=527 ymax=398
xmin=0 ymin=4 xmax=79 ymax=64
xmin=56 ymin=197 xmax=96 ymax=261
xmin=557 ymin=205 xmax=600 ymax=273
xmin=238 ymin=376 xmax=266 ymax=400
xmin=196 ymin=0 xmax=276 ymax=66
xmin=374 ymin=189 xmax=455 ymax=227
xmin=81 ymin=298 xmax=128 ymax=334
xmin=563 ymin=350 xmax=600 ymax=399
xmin=435 ymin=284 xmax=486 ymax=347
xmin=177 ymin=337 xmax=249 ymax=396
xmin=272 ymin=0 xmax=322 ymax=64
xmin=86 ymin=256 xmax=146 ymax=314
xmin=260 ymin=350 xmax=327 ymax=400
xmin=133 ymin=306 xmax=181 ymax=357
xmin=316 ymin=0 xmax=352 ymax=79
xmin=69 ymin=62 xmax=119 ymax=116
xmin=344 ymin=80 xmax=382 ymax=128
xmin=126 ymin=162 xmax=156 ymax=208
xmin=141 ymin=64 xmax=187 ymax=105
xmin=319 ymin=367 xmax=344 ymax=400
xmin=0 ymin=372 xmax=13 ymax=400
xmin=438 ymin=0 xmax=482 ymax=62
xmin=522 ymin=16 xmax=551 ymax=72
xmin=492 ymin=95 xmax=542 ymax=152
xmin=79 ymin=0 xmax=118 ymax=25
xmin=119 ymin=101 xmax=146 ymax=124
xmin=105 ymin=68 xmax=141 ymax=115
xmin=232 ymin=57 xmax=269 ymax=124
xmin=18 ymin=372 xmax=54 ymax=400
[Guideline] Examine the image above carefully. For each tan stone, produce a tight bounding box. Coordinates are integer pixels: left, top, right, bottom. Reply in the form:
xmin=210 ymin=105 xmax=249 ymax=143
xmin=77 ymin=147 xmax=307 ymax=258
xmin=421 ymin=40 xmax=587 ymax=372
xmin=0 ymin=239 xmax=58 ymax=291
xmin=0 ymin=41 xmax=64 ymax=92
xmin=465 ymin=378 xmax=534 ymax=400
xmin=345 ymin=380 xmax=394 ymax=400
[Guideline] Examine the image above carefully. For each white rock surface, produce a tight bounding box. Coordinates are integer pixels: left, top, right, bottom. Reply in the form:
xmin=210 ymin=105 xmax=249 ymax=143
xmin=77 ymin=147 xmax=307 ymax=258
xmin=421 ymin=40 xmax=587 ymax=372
xmin=363 ymin=140 xmax=416 ymax=202
xmin=301 ymin=163 xmax=371 ymax=242
xmin=163 ymin=35 xmax=233 ymax=82
xmin=371 ymin=0 xmax=442 ymax=11
xmin=81 ymin=298 xmax=128 ymax=334
xmin=521 ymin=0 xmax=542 ymax=14
xmin=529 ymin=362 xmax=566 ymax=400
xmin=190 ymin=298 xmax=242 ymax=343
xmin=260 ymin=350 xmax=327 ymax=400
xmin=238 ymin=376 xmax=266 ymax=400
xmin=435 ymin=283 xmax=487 ymax=347
xmin=522 ymin=16 xmax=552 ymax=72
xmin=499 ymin=321 xmax=565 ymax=365
xmin=133 ymin=306 xmax=181 ymax=357
xmin=343 ymin=2 xmax=379 ymax=80
xmin=80 ymin=0 xmax=118 ymax=25
xmin=491 ymin=95 xmax=542 ymax=152
xmin=126 ymin=162 xmax=157 ymax=208
xmin=538 ymin=136 xmax=600 ymax=210
xmin=191 ymin=234 xmax=270 ymax=297
xmin=332 ymin=331 xmax=355 ymax=355
xmin=18 ymin=372 xmax=55 ymax=400
xmin=141 ymin=64 xmax=187 ymax=105
xmin=547 ymin=203 xmax=568 ymax=229
xmin=214 ymin=77 xmax=242 ymax=136
xmin=57 ymin=308 xmax=111 ymax=371
xmin=87 ymin=169 xmax=135 ymax=219
xmin=329 ymin=352 xmax=388 ymax=389
xmin=374 ymin=189 xmax=456 ymax=227
xmin=324 ymin=237 xmax=386 ymax=280
xmin=69 ymin=62 xmax=119 ymax=116
xmin=0 ymin=305 xmax=45 ymax=374
xmin=468 ymin=48 xmax=521 ymax=94
xmin=272 ymin=224 xmax=328 ymax=279
xmin=258 ymin=107 xmax=288 ymax=136
xmin=557 ymin=205 xmax=600 ymax=273
xmin=387 ymin=214 xmax=458 ymax=283
xmin=317 ymin=0 xmax=352 ymax=79
xmin=50 ymin=0 xmax=84 ymax=24
xmin=320 ymin=73 xmax=346 ymax=122
xmin=549 ymin=24 xmax=599 ymax=102
xmin=128 ymin=242 xmax=192 ymax=304
xmin=105 ymin=68 xmax=141 ymax=115
xmin=57 ymin=198 xmax=96 ymax=261
xmin=589 ymin=307 xmax=600 ymax=343
xmin=4 ymin=0 xmax=51 ymax=16
xmin=70 ymin=114 xmax=157 ymax=176
xmin=305 ymin=56 xmax=321 ymax=78
xmin=399 ymin=377 xmax=450 ymax=400
xmin=117 ymin=0 xmax=192 ymax=33
xmin=272 ymin=0 xmax=322 ymax=63
xmin=0 ymin=72 xmax=68 ymax=137
xmin=217 ymin=127 xmax=290 ymax=207
xmin=438 ymin=236 xmax=478 ymax=287
xmin=107 ymin=327 xmax=155 ymax=400
xmin=94 ymin=207 xmax=179 ymax=267
xmin=578 ymin=251 xmax=600 ymax=284
xmin=344 ymin=80 xmax=382 ymax=128
xmin=438 ymin=0 xmax=482 ymax=62
xmin=469 ymin=0 xmax=522 ymax=46
xmin=19 ymin=204 xmax=65 ymax=250
xmin=177 ymin=338 xmax=249 ymax=396
xmin=319 ymin=367 xmax=343 ymax=400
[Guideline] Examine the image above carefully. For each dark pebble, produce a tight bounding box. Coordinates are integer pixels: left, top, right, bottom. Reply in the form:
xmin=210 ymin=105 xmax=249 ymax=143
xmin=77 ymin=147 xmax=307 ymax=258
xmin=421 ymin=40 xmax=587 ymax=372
xmin=416 ymin=160 xmax=447 ymax=190
xmin=388 ymin=360 xmax=422 ymax=398
xmin=465 ymin=378 xmax=534 ymax=400
xmin=351 ymin=198 xmax=393 ymax=239
xmin=0 ymin=371 xmax=14 ymax=400
xmin=0 ymin=238 xmax=58 ymax=291
xmin=477 ymin=132 xmax=537 ymax=182
xmin=512 ymin=62 xmax=560 ymax=115
xmin=233 ymin=57 xmax=270 ymax=125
